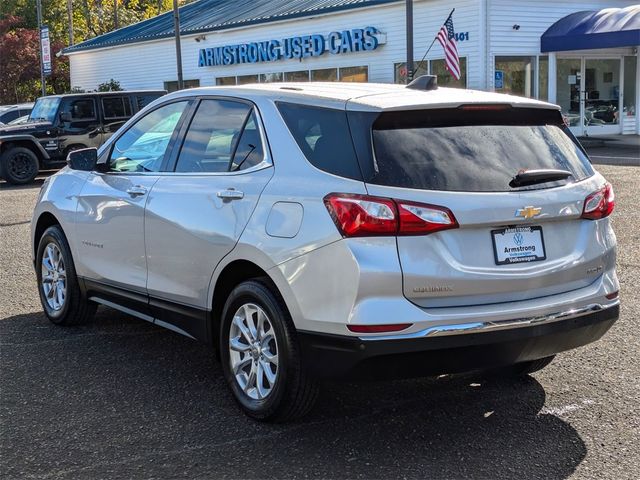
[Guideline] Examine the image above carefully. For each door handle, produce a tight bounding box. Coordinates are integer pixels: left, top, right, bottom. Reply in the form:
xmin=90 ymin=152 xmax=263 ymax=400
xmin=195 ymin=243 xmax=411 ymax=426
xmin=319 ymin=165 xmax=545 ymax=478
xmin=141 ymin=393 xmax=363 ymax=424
xmin=126 ymin=185 xmax=148 ymax=197
xmin=217 ymin=189 xmax=244 ymax=200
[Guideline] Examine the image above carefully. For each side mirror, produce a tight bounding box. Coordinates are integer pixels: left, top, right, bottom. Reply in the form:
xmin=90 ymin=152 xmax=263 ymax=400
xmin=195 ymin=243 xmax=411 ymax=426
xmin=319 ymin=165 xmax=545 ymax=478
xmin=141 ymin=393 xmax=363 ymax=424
xmin=67 ymin=147 xmax=98 ymax=171
xmin=59 ymin=111 xmax=72 ymax=122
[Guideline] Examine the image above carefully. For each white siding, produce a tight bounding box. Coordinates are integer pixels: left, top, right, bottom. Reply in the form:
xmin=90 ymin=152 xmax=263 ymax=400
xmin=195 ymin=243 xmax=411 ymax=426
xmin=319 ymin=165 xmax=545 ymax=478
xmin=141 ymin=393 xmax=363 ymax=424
xmin=488 ymin=0 xmax=637 ymax=55
xmin=69 ymin=0 xmax=484 ymax=91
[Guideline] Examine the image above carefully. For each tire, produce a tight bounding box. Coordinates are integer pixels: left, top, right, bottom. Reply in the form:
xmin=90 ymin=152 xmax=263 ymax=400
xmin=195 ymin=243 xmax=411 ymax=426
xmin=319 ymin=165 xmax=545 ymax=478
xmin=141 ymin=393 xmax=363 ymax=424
xmin=0 ymin=147 xmax=39 ymax=185
xmin=36 ymin=225 xmax=97 ymax=326
xmin=220 ymin=279 xmax=318 ymax=422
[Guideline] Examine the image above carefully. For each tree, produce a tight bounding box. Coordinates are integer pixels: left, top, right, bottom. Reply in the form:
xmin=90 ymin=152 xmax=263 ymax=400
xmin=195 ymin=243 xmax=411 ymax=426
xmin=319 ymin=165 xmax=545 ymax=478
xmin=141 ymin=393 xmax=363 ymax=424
xmin=0 ymin=15 xmax=69 ymax=103
xmin=97 ymin=79 xmax=123 ymax=91
xmin=0 ymin=0 xmax=196 ymax=101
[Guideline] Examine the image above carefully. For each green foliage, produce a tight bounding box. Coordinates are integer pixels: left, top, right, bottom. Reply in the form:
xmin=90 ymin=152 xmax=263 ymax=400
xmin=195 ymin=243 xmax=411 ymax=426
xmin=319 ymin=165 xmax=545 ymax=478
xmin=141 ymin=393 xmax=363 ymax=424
xmin=97 ymin=79 xmax=123 ymax=91
xmin=0 ymin=0 xmax=194 ymax=103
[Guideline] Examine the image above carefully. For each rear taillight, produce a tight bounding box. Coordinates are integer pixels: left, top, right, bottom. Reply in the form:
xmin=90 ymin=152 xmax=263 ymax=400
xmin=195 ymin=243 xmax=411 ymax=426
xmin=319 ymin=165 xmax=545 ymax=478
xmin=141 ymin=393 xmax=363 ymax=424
xmin=581 ymin=183 xmax=615 ymax=220
xmin=324 ymin=193 xmax=458 ymax=237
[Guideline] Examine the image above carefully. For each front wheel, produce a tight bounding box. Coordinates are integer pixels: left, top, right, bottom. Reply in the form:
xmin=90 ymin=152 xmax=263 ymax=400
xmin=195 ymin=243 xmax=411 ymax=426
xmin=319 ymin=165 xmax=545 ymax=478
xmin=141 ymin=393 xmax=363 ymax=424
xmin=36 ymin=225 xmax=97 ymax=325
xmin=0 ymin=147 xmax=39 ymax=185
xmin=220 ymin=279 xmax=318 ymax=422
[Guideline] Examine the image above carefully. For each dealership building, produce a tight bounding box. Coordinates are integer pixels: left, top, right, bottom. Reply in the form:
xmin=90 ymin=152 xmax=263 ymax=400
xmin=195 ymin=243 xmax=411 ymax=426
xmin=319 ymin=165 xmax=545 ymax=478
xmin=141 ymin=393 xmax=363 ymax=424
xmin=64 ymin=0 xmax=640 ymax=137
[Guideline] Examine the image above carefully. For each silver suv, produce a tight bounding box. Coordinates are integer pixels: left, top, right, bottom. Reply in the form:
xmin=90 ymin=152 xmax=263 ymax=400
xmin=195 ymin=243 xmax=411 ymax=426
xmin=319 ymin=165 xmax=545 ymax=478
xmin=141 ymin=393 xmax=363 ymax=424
xmin=31 ymin=78 xmax=619 ymax=421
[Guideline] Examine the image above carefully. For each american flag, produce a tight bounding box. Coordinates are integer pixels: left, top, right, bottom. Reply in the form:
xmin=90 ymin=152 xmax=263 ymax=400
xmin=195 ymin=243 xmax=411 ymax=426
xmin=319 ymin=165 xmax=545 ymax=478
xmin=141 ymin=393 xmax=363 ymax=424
xmin=436 ymin=16 xmax=460 ymax=80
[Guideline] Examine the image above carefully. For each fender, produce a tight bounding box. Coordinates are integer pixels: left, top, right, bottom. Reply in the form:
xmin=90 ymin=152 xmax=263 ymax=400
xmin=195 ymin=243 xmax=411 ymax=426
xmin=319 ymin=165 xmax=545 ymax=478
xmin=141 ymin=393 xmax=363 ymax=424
xmin=0 ymin=134 xmax=51 ymax=160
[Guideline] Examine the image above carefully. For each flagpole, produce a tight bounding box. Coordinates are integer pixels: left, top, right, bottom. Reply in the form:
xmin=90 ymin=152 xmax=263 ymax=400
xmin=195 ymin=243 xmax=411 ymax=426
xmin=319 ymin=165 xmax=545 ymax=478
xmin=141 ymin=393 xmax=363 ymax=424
xmin=414 ymin=8 xmax=455 ymax=75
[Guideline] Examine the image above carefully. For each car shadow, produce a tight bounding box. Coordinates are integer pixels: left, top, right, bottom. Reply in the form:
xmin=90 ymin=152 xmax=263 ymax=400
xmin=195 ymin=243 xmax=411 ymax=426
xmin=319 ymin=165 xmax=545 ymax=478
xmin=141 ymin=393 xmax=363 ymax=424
xmin=1 ymin=309 xmax=587 ymax=479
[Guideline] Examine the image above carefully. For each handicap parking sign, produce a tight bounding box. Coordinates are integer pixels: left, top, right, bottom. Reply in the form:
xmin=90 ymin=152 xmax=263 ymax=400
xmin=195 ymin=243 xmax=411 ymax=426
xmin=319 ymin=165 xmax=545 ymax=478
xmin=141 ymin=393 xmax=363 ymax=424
xmin=495 ymin=70 xmax=503 ymax=89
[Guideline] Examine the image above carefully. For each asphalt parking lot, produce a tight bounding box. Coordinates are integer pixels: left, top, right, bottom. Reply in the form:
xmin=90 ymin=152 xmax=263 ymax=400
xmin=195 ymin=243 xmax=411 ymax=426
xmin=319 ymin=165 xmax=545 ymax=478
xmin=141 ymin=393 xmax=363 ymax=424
xmin=1 ymin=150 xmax=639 ymax=479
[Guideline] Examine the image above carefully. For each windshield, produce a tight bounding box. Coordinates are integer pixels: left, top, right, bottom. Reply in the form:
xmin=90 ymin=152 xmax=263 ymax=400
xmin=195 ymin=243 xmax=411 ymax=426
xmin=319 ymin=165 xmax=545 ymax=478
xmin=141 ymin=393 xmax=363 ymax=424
xmin=29 ymin=97 xmax=61 ymax=123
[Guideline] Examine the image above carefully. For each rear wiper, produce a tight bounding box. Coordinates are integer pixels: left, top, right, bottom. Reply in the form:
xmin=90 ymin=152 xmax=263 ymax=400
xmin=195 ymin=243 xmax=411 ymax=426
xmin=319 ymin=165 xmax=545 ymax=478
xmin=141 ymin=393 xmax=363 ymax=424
xmin=509 ymin=169 xmax=572 ymax=188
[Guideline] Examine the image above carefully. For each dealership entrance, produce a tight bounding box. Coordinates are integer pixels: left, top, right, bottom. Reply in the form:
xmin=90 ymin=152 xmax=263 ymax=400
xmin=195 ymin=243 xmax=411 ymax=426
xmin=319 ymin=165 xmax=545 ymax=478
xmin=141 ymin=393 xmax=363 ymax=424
xmin=542 ymin=7 xmax=639 ymax=136
xmin=556 ymin=56 xmax=625 ymax=136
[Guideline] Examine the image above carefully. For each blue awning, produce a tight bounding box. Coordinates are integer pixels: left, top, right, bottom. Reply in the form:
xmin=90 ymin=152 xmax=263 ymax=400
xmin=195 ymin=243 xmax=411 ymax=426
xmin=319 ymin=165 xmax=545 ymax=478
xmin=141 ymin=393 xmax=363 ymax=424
xmin=541 ymin=6 xmax=640 ymax=53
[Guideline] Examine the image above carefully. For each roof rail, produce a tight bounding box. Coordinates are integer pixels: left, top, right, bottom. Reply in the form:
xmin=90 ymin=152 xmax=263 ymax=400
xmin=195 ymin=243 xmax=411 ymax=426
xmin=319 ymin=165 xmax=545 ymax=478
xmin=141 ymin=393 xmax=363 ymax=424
xmin=406 ymin=75 xmax=438 ymax=91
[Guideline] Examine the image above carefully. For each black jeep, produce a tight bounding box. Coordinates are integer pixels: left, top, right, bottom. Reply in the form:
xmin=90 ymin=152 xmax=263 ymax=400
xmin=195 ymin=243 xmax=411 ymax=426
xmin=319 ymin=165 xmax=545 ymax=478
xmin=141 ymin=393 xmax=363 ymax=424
xmin=0 ymin=90 xmax=165 ymax=184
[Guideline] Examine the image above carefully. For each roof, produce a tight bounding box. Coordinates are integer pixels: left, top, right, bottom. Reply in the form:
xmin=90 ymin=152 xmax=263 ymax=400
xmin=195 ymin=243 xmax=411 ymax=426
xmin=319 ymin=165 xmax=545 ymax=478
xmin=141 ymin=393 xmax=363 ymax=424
xmin=541 ymin=6 xmax=640 ymax=53
xmin=158 ymin=81 xmax=560 ymax=112
xmin=63 ymin=0 xmax=400 ymax=54
xmin=41 ymin=90 xmax=166 ymax=99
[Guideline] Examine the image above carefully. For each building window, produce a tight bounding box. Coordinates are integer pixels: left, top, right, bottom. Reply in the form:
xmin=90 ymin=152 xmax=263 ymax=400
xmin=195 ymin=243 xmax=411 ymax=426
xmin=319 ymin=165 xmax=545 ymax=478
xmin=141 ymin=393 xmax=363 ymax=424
xmin=237 ymin=74 xmax=259 ymax=85
xmin=259 ymin=72 xmax=283 ymax=83
xmin=494 ymin=56 xmax=536 ymax=97
xmin=393 ymin=62 xmax=427 ymax=84
xmin=311 ymin=68 xmax=338 ymax=81
xmin=216 ymin=76 xmax=237 ymax=86
xmin=339 ymin=66 xmax=368 ymax=82
xmin=538 ymin=56 xmax=548 ymax=101
xmin=163 ymin=79 xmax=200 ymax=92
xmin=284 ymin=70 xmax=310 ymax=82
xmin=623 ymin=56 xmax=637 ymax=117
xmin=430 ymin=58 xmax=467 ymax=88
xmin=394 ymin=60 xmax=465 ymax=87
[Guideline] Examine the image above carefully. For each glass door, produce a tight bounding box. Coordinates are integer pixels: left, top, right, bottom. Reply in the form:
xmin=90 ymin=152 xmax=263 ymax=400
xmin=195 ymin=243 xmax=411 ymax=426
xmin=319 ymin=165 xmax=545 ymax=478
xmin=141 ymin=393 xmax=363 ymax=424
xmin=583 ymin=58 xmax=622 ymax=136
xmin=556 ymin=58 xmax=582 ymax=136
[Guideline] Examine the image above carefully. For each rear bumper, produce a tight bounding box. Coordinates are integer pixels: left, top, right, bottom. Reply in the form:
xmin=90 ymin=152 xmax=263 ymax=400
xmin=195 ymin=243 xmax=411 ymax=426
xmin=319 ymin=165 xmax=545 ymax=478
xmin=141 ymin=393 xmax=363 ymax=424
xmin=297 ymin=303 xmax=619 ymax=380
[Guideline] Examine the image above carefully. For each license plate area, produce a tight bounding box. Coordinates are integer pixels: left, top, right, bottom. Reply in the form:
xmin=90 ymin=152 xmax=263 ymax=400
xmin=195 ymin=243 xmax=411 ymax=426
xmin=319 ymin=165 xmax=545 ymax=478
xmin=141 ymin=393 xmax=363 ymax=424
xmin=491 ymin=226 xmax=546 ymax=265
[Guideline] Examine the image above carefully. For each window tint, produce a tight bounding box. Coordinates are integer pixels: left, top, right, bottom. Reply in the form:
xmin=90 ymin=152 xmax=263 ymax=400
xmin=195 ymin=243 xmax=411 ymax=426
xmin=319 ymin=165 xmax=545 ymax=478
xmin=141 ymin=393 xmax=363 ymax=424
xmin=102 ymin=96 xmax=132 ymax=119
xmin=133 ymin=94 xmax=161 ymax=111
xmin=0 ymin=110 xmax=19 ymax=123
xmin=231 ymin=114 xmax=264 ymax=171
xmin=65 ymin=99 xmax=96 ymax=120
xmin=109 ymin=101 xmax=188 ymax=173
xmin=369 ymin=109 xmax=594 ymax=192
xmin=175 ymin=99 xmax=253 ymax=173
xmin=276 ymin=102 xmax=362 ymax=180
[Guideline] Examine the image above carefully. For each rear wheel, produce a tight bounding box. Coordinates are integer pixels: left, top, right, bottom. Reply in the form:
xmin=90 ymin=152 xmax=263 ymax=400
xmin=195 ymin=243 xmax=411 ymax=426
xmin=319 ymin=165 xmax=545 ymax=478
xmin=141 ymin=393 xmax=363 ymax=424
xmin=0 ymin=147 xmax=39 ymax=185
xmin=220 ymin=279 xmax=318 ymax=422
xmin=36 ymin=225 xmax=96 ymax=325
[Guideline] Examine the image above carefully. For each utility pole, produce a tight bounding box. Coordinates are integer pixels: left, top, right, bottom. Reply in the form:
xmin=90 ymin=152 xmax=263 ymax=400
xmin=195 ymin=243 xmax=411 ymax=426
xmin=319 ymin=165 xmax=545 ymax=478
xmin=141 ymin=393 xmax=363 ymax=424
xmin=114 ymin=0 xmax=119 ymax=29
xmin=36 ymin=0 xmax=46 ymax=96
xmin=405 ymin=0 xmax=414 ymax=83
xmin=173 ymin=0 xmax=184 ymax=90
xmin=67 ymin=0 xmax=74 ymax=45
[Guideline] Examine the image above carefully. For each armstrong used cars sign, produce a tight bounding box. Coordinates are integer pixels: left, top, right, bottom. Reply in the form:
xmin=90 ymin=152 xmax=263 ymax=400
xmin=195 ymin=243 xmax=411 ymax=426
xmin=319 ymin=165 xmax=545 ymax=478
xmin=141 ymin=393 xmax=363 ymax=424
xmin=197 ymin=27 xmax=381 ymax=67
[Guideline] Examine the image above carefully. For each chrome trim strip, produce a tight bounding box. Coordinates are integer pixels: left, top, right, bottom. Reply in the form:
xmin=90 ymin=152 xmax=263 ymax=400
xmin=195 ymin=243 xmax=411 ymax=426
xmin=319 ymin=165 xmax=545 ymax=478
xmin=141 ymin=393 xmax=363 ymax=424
xmin=358 ymin=301 xmax=619 ymax=341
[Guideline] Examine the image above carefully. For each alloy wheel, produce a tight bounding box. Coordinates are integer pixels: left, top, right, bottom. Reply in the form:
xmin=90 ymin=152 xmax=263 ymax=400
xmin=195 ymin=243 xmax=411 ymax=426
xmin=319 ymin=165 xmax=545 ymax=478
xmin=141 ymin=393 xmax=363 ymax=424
xmin=228 ymin=303 xmax=279 ymax=400
xmin=41 ymin=243 xmax=67 ymax=311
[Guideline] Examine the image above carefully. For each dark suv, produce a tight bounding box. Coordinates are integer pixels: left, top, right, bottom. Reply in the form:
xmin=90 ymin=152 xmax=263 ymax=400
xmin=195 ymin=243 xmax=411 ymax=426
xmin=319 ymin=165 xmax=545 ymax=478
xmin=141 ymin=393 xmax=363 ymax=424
xmin=0 ymin=90 xmax=165 ymax=184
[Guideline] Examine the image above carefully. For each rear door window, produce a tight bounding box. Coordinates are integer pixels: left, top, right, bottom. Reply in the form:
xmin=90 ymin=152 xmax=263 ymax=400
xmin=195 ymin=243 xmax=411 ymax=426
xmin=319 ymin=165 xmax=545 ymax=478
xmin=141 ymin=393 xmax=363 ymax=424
xmin=102 ymin=96 xmax=132 ymax=119
xmin=366 ymin=107 xmax=594 ymax=192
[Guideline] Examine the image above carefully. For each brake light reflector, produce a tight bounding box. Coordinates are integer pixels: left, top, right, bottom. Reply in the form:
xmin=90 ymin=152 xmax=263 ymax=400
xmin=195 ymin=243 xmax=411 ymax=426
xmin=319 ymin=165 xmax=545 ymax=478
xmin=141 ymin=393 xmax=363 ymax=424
xmin=581 ymin=183 xmax=615 ymax=220
xmin=605 ymin=291 xmax=619 ymax=300
xmin=347 ymin=323 xmax=412 ymax=333
xmin=324 ymin=193 xmax=459 ymax=237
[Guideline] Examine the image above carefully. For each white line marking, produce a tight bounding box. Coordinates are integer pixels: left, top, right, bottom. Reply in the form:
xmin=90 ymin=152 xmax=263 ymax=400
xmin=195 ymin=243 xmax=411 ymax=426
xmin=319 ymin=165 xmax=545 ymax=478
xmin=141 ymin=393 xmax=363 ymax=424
xmin=590 ymin=155 xmax=640 ymax=160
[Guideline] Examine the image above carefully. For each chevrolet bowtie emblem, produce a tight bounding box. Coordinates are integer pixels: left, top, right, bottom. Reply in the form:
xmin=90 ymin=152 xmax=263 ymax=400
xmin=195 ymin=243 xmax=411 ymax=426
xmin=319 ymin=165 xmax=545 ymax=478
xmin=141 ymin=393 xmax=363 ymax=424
xmin=515 ymin=206 xmax=542 ymax=219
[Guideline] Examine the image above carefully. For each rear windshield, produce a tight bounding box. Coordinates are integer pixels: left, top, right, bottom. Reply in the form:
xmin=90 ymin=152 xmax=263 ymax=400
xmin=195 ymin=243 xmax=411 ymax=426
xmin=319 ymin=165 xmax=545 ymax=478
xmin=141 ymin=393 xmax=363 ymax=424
xmin=369 ymin=108 xmax=594 ymax=192
xmin=277 ymin=103 xmax=593 ymax=192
